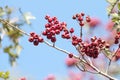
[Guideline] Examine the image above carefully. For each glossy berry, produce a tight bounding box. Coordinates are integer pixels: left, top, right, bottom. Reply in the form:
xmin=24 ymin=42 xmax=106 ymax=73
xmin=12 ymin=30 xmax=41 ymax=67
xmin=28 ymin=37 xmax=34 ymax=42
xmin=86 ymin=16 xmax=91 ymax=22
xmin=38 ymin=37 xmax=44 ymax=42
xmin=79 ymin=21 xmax=84 ymax=27
xmin=81 ymin=12 xmax=85 ymax=16
xmin=72 ymin=15 xmax=76 ymax=19
xmin=30 ymin=32 xmax=35 ymax=37
xmin=70 ymin=28 xmax=74 ymax=33
xmin=68 ymin=53 xmax=73 ymax=58
xmin=33 ymin=40 xmax=39 ymax=46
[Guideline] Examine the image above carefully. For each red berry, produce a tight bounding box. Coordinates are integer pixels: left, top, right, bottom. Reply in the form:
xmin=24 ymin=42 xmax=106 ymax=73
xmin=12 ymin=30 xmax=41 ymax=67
xmin=65 ymin=34 xmax=70 ymax=39
xmin=47 ymin=34 xmax=52 ymax=39
xmin=72 ymin=15 xmax=76 ymax=19
xmin=79 ymin=21 xmax=84 ymax=27
xmin=72 ymin=35 xmax=77 ymax=40
xmin=61 ymin=33 xmax=66 ymax=38
xmin=42 ymin=31 xmax=47 ymax=36
xmin=28 ymin=37 xmax=34 ymax=42
xmin=86 ymin=16 xmax=91 ymax=22
xmin=55 ymin=30 xmax=60 ymax=34
xmin=78 ymin=16 xmax=83 ymax=21
xmin=105 ymin=43 xmax=110 ymax=48
xmin=51 ymin=37 xmax=56 ymax=42
xmin=38 ymin=37 xmax=44 ymax=42
xmin=52 ymin=17 xmax=57 ymax=21
xmin=115 ymin=39 xmax=119 ymax=44
xmin=81 ymin=12 xmax=85 ymax=16
xmin=72 ymin=40 xmax=78 ymax=46
xmin=30 ymin=32 xmax=35 ymax=37
xmin=76 ymin=14 xmax=80 ymax=17
xmin=70 ymin=28 xmax=74 ymax=33
xmin=68 ymin=53 xmax=73 ymax=58
xmin=33 ymin=34 xmax=39 ymax=39
xmin=48 ymin=18 xmax=53 ymax=23
xmin=45 ymin=15 xmax=50 ymax=20
xmin=33 ymin=40 xmax=39 ymax=46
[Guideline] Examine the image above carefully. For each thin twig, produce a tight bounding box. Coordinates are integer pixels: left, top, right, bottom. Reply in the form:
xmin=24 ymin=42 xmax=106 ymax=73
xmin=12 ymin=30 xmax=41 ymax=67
xmin=44 ymin=41 xmax=79 ymax=59
xmin=106 ymin=47 xmax=119 ymax=73
xmin=76 ymin=63 xmax=99 ymax=74
xmin=80 ymin=26 xmax=82 ymax=38
xmin=108 ymin=0 xmax=119 ymax=16
xmin=0 ymin=18 xmax=29 ymax=36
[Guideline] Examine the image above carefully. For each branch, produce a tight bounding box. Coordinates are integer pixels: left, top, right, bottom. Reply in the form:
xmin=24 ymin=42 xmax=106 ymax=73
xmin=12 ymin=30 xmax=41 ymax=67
xmin=0 ymin=18 xmax=29 ymax=36
xmin=106 ymin=47 xmax=119 ymax=73
xmin=0 ymin=18 xmax=118 ymax=80
xmin=108 ymin=0 xmax=119 ymax=16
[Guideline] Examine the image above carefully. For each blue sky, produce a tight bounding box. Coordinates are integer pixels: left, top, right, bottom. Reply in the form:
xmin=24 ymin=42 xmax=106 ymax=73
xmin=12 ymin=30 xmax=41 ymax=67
xmin=0 ymin=0 xmax=109 ymax=80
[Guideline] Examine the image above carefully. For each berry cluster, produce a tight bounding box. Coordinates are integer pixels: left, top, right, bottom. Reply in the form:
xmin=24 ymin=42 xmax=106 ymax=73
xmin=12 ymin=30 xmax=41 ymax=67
xmin=28 ymin=32 xmax=44 ymax=46
xmin=72 ymin=12 xmax=91 ymax=27
xmin=79 ymin=36 xmax=109 ymax=58
xmin=114 ymin=32 xmax=120 ymax=44
xmin=42 ymin=15 xmax=68 ymax=42
xmin=71 ymin=35 xmax=82 ymax=46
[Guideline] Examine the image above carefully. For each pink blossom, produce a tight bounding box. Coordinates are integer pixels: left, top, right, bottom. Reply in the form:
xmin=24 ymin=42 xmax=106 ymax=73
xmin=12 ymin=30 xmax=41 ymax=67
xmin=65 ymin=57 xmax=78 ymax=67
xmin=18 ymin=77 xmax=26 ymax=80
xmin=106 ymin=20 xmax=114 ymax=31
xmin=68 ymin=71 xmax=85 ymax=80
xmin=88 ymin=17 xmax=101 ymax=28
xmin=44 ymin=74 xmax=56 ymax=80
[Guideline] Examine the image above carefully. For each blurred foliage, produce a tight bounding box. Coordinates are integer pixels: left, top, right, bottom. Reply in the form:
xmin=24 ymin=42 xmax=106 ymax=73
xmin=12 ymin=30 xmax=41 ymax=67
xmin=106 ymin=0 xmax=120 ymax=32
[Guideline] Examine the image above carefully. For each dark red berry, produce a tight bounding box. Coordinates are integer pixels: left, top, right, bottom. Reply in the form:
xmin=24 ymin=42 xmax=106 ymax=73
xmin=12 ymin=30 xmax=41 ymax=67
xmin=115 ymin=39 xmax=119 ymax=44
xmin=33 ymin=40 xmax=39 ymax=46
xmin=30 ymin=32 xmax=35 ymax=37
xmin=45 ymin=15 xmax=50 ymax=20
xmin=105 ymin=43 xmax=110 ymax=48
xmin=70 ymin=28 xmax=74 ymax=33
xmin=55 ymin=30 xmax=60 ymax=34
xmin=65 ymin=34 xmax=70 ymax=39
xmin=72 ymin=15 xmax=76 ymax=19
xmin=28 ymin=37 xmax=34 ymax=42
xmin=78 ymin=16 xmax=83 ymax=21
xmin=38 ymin=37 xmax=44 ymax=42
xmin=42 ymin=31 xmax=47 ymax=36
xmin=81 ymin=12 xmax=85 ymax=16
xmin=72 ymin=35 xmax=77 ymax=40
xmin=79 ymin=21 xmax=84 ymax=27
xmin=72 ymin=40 xmax=78 ymax=46
xmin=86 ymin=16 xmax=91 ymax=22
xmin=68 ymin=53 xmax=73 ymax=58
xmin=51 ymin=37 xmax=56 ymax=42
xmin=33 ymin=34 xmax=39 ymax=39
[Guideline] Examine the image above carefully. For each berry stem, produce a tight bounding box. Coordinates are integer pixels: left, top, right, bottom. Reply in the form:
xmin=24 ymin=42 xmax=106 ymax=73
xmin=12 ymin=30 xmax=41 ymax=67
xmin=80 ymin=26 xmax=83 ymax=38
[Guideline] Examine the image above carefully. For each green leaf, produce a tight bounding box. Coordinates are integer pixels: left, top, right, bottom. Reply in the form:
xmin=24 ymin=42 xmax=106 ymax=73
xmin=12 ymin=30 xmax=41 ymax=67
xmin=118 ymin=2 xmax=120 ymax=10
xmin=104 ymin=48 xmax=112 ymax=58
xmin=111 ymin=13 xmax=119 ymax=18
xmin=106 ymin=5 xmax=113 ymax=15
xmin=106 ymin=0 xmax=117 ymax=4
xmin=0 ymin=7 xmax=5 ymax=17
xmin=16 ymin=45 xmax=22 ymax=55
xmin=23 ymin=12 xmax=36 ymax=25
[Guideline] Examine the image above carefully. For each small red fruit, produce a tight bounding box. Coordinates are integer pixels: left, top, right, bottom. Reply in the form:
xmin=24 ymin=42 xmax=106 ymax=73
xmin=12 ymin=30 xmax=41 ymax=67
xmin=33 ymin=40 xmax=39 ymax=46
xmin=68 ymin=53 xmax=73 ymax=58
xmin=28 ymin=37 xmax=34 ymax=42
xmin=70 ymin=28 xmax=74 ymax=33
xmin=79 ymin=21 xmax=84 ymax=27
